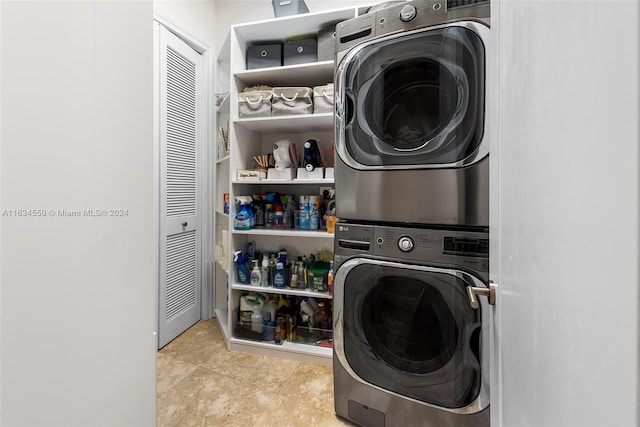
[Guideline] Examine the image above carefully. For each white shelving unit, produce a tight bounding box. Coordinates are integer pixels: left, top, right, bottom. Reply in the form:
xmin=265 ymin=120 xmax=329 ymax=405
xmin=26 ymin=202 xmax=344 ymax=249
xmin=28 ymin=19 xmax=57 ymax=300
xmin=213 ymin=7 xmax=362 ymax=366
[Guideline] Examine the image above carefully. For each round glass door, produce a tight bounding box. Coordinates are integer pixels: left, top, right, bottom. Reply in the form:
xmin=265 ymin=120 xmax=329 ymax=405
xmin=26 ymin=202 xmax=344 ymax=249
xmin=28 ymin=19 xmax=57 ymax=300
xmin=339 ymin=25 xmax=486 ymax=167
xmin=342 ymin=262 xmax=483 ymax=409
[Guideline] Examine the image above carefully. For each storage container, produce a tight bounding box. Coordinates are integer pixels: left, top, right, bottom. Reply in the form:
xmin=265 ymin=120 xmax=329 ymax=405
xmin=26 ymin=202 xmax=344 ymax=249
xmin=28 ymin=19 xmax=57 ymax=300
xmin=271 ymin=87 xmax=313 ymax=115
xmin=313 ymin=84 xmax=334 ymax=114
xmin=283 ymin=39 xmax=317 ymax=66
xmin=238 ymin=90 xmax=272 ymax=118
xmin=272 ymin=0 xmax=309 ymax=18
xmin=246 ymin=44 xmax=282 ymax=69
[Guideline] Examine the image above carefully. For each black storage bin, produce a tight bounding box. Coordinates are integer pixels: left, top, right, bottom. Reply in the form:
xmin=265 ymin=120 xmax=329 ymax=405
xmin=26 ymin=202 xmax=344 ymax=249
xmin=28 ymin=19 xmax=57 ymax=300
xmin=272 ymin=0 xmax=309 ymax=17
xmin=246 ymin=44 xmax=282 ymax=70
xmin=317 ymin=26 xmax=337 ymax=61
xmin=283 ymin=39 xmax=317 ymax=66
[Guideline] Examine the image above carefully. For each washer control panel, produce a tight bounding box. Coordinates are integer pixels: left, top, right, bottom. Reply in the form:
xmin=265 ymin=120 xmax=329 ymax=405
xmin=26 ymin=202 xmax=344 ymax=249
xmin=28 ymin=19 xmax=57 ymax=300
xmin=399 ymin=4 xmax=418 ymax=22
xmin=398 ymin=236 xmax=415 ymax=252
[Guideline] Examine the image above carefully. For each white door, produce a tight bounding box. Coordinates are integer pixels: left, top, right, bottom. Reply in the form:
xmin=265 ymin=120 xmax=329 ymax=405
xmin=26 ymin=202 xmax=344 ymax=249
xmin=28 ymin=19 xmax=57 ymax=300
xmin=491 ymin=1 xmax=639 ymax=426
xmin=158 ymin=26 xmax=204 ymax=348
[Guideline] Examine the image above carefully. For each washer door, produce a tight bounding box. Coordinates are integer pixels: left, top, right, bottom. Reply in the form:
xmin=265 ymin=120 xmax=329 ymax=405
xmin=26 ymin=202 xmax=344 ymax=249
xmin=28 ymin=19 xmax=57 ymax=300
xmin=334 ymin=258 xmax=489 ymax=412
xmin=335 ymin=23 xmax=488 ymax=170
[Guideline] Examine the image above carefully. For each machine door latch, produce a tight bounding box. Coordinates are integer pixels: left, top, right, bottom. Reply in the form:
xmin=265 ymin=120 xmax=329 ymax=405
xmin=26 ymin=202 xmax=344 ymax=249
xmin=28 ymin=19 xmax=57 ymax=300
xmin=467 ymin=280 xmax=497 ymax=309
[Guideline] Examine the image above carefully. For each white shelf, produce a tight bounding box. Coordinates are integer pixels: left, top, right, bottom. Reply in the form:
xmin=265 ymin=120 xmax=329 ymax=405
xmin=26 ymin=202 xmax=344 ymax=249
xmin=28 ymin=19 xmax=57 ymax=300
xmin=231 ymin=283 xmax=332 ymax=300
xmin=235 ymin=61 xmax=335 ymax=88
xmin=215 ymin=209 xmax=229 ymax=217
xmin=234 ymin=113 xmax=333 ymax=133
xmin=232 ymin=179 xmax=334 ymax=185
xmin=229 ymin=336 xmax=332 ymax=360
xmin=232 ymin=228 xmax=335 ymax=239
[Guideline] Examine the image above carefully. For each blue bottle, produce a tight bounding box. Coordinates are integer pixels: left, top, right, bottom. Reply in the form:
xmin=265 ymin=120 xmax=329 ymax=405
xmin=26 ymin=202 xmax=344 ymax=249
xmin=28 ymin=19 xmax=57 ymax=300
xmin=234 ymin=251 xmax=250 ymax=284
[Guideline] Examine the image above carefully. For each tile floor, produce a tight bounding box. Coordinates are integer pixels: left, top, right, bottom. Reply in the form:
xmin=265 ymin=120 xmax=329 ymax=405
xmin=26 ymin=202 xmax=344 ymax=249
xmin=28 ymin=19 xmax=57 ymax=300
xmin=156 ymin=318 xmax=355 ymax=426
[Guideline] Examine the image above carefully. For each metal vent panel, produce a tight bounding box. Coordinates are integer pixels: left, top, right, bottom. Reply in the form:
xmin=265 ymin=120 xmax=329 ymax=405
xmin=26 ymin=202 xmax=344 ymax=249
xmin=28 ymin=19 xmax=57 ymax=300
xmin=165 ymin=230 xmax=197 ymax=321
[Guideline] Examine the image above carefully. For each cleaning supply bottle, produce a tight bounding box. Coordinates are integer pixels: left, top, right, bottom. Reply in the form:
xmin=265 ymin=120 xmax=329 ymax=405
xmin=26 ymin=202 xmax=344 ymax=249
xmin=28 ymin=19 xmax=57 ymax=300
xmin=273 ymin=262 xmax=286 ymax=288
xmin=309 ymin=195 xmax=320 ymax=230
xmin=261 ymin=255 xmax=270 ymax=287
xmin=273 ymin=202 xmax=284 ymax=229
xmin=300 ymin=297 xmax=315 ymax=330
xmin=234 ymin=196 xmax=254 ymax=230
xmin=298 ymin=195 xmax=309 ymax=229
xmin=250 ymin=296 xmax=263 ymax=333
xmin=234 ymin=251 xmax=250 ymax=284
xmin=249 ymin=259 xmax=261 ymax=286
xmin=239 ymin=294 xmax=255 ymax=329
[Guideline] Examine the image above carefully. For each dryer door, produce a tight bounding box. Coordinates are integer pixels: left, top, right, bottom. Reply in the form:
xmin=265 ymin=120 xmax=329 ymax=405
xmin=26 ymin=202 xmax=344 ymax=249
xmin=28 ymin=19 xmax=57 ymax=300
xmin=335 ymin=23 xmax=488 ymax=170
xmin=334 ymin=258 xmax=490 ymax=413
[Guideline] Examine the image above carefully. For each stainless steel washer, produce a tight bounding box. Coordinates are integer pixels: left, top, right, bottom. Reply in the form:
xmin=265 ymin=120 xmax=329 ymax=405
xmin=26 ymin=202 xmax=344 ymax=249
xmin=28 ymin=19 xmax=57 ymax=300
xmin=333 ymin=222 xmax=491 ymax=426
xmin=334 ymin=0 xmax=490 ymax=227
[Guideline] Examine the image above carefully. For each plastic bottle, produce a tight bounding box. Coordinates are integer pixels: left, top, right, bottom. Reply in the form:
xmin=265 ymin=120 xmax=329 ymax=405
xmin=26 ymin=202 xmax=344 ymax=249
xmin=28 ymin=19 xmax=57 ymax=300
xmin=265 ymin=202 xmax=274 ymax=228
xmin=273 ymin=202 xmax=284 ymax=229
xmin=284 ymin=195 xmax=296 ymax=229
xmin=234 ymin=251 xmax=250 ymax=284
xmin=249 ymin=259 xmax=261 ymax=286
xmin=298 ymin=195 xmax=309 ymax=229
xmin=300 ymin=297 xmax=315 ymax=329
xmin=273 ymin=262 xmax=286 ymax=288
xmin=234 ymin=196 xmax=254 ymax=230
xmin=263 ymin=295 xmax=277 ymax=322
xmin=263 ymin=312 xmax=275 ymax=341
xmin=251 ymin=297 xmax=263 ymax=333
xmin=309 ymin=195 xmax=319 ymax=230
xmin=290 ymin=262 xmax=299 ymax=289
xmin=314 ymin=300 xmax=329 ymax=341
xmin=261 ymin=255 xmax=270 ymax=287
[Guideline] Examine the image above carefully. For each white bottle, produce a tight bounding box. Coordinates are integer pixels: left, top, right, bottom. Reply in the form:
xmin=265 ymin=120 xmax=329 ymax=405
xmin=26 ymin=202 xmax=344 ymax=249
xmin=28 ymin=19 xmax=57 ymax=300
xmin=251 ymin=297 xmax=263 ymax=333
xmin=249 ymin=260 xmax=261 ymax=286
xmin=261 ymin=255 xmax=270 ymax=287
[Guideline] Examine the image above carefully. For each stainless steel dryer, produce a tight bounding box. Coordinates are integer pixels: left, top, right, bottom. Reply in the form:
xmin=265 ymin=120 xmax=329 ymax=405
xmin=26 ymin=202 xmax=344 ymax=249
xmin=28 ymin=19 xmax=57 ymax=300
xmin=333 ymin=222 xmax=491 ymax=426
xmin=334 ymin=0 xmax=490 ymax=227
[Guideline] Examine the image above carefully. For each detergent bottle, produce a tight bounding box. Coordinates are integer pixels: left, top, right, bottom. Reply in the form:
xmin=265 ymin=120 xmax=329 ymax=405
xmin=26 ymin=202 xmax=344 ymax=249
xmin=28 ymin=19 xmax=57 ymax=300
xmin=234 ymin=196 xmax=254 ymax=230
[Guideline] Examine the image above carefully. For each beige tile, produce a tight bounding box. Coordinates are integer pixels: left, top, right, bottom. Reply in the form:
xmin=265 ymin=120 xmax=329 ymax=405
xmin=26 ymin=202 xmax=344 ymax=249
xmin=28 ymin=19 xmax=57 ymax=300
xmin=156 ymin=352 xmax=199 ymax=398
xmin=157 ymin=319 xmax=347 ymax=427
xmin=253 ymin=406 xmax=354 ymax=427
xmin=278 ymin=364 xmax=336 ymax=413
xmin=157 ymin=365 xmax=316 ymax=427
xmin=159 ymin=319 xmax=223 ymax=366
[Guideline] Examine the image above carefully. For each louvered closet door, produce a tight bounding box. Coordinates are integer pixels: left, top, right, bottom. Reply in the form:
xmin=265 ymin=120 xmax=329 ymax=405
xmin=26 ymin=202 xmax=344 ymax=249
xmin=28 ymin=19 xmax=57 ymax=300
xmin=158 ymin=27 xmax=203 ymax=348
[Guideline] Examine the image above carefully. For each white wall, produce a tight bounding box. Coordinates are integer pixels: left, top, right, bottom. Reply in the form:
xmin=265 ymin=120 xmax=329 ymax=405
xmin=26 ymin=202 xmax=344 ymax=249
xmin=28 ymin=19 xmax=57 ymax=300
xmin=492 ymin=0 xmax=639 ymax=425
xmin=0 ymin=1 xmax=156 ymax=425
xmin=214 ymin=0 xmax=374 ymax=52
xmin=154 ymin=0 xmax=217 ymax=47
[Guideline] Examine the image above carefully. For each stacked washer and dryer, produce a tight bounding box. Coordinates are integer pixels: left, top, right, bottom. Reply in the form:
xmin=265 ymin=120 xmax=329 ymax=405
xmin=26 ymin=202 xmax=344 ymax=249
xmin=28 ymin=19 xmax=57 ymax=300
xmin=332 ymin=1 xmax=492 ymax=426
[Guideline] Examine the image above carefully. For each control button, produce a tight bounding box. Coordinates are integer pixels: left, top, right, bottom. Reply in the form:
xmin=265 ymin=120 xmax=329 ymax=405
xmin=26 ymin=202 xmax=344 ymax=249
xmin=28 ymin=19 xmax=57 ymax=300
xmin=377 ymin=237 xmax=384 ymax=245
xmin=399 ymin=5 xmax=418 ymax=22
xmin=398 ymin=236 xmax=415 ymax=252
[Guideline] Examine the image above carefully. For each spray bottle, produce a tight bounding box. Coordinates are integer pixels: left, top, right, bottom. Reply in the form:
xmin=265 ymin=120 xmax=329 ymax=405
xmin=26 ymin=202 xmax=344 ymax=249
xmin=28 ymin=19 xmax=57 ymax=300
xmin=234 ymin=251 xmax=250 ymax=284
xmin=234 ymin=196 xmax=254 ymax=230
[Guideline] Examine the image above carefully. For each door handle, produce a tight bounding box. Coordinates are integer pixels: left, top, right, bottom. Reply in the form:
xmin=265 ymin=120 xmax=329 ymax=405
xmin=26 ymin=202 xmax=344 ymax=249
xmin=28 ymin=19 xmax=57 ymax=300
xmin=467 ymin=281 xmax=497 ymax=309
